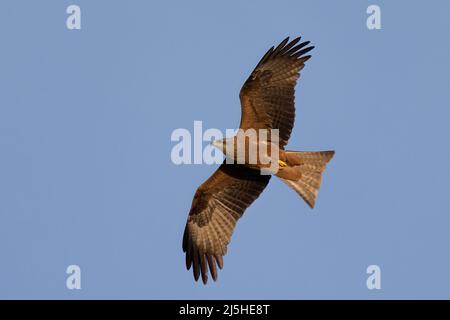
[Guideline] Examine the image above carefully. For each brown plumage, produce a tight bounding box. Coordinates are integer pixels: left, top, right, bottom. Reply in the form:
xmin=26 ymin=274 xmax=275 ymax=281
xmin=183 ymin=164 xmax=270 ymax=283
xmin=183 ymin=37 xmax=335 ymax=284
xmin=239 ymin=36 xmax=313 ymax=148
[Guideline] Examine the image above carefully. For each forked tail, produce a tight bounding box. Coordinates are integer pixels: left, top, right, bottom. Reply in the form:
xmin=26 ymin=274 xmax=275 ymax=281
xmin=275 ymin=151 xmax=335 ymax=208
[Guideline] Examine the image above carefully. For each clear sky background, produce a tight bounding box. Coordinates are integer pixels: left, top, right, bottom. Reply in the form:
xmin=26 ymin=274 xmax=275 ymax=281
xmin=1 ymin=1 xmax=450 ymax=299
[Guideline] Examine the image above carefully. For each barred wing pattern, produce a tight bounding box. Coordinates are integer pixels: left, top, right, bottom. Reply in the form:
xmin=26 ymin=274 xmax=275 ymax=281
xmin=239 ymin=37 xmax=314 ymax=148
xmin=183 ymin=164 xmax=271 ymax=284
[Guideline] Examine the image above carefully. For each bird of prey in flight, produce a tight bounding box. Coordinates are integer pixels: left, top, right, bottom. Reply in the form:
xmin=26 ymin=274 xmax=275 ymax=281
xmin=182 ymin=37 xmax=335 ymax=284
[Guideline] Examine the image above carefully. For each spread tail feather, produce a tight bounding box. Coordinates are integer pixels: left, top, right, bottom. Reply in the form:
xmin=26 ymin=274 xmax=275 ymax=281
xmin=276 ymin=151 xmax=335 ymax=208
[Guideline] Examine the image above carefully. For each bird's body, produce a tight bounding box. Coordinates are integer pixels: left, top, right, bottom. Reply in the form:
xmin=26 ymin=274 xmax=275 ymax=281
xmin=183 ymin=37 xmax=335 ymax=284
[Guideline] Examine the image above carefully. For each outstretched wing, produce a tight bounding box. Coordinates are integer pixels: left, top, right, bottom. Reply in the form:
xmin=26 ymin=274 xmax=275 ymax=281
xmin=239 ymin=37 xmax=314 ymax=148
xmin=183 ymin=163 xmax=271 ymax=284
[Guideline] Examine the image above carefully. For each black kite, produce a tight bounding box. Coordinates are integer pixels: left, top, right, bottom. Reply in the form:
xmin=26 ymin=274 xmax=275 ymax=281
xmin=182 ymin=37 xmax=335 ymax=284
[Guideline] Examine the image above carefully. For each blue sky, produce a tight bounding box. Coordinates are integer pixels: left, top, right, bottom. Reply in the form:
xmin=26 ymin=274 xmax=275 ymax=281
xmin=1 ymin=1 xmax=450 ymax=299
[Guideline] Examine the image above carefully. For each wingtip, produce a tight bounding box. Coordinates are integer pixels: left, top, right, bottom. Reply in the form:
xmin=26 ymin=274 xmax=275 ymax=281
xmin=216 ymin=255 xmax=224 ymax=269
xmin=301 ymin=55 xmax=312 ymax=62
xmin=273 ymin=37 xmax=290 ymax=55
xmin=201 ymin=273 xmax=208 ymax=285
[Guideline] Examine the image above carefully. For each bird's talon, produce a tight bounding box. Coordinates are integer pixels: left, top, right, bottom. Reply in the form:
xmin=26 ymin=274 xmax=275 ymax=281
xmin=278 ymin=160 xmax=287 ymax=167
